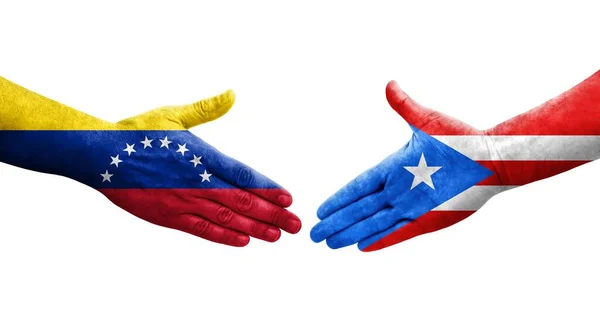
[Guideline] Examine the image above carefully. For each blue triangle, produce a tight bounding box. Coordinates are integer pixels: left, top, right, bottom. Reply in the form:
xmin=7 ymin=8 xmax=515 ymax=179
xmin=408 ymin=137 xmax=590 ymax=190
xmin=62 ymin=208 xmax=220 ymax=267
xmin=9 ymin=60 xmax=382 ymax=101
xmin=357 ymin=126 xmax=494 ymax=250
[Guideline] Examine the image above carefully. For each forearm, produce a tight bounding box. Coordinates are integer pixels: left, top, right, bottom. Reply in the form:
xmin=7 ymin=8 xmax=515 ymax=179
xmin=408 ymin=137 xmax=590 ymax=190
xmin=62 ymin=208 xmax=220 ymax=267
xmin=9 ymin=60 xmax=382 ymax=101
xmin=0 ymin=77 xmax=114 ymax=179
xmin=487 ymin=70 xmax=600 ymax=136
xmin=483 ymin=70 xmax=600 ymax=185
xmin=0 ymin=76 xmax=115 ymax=130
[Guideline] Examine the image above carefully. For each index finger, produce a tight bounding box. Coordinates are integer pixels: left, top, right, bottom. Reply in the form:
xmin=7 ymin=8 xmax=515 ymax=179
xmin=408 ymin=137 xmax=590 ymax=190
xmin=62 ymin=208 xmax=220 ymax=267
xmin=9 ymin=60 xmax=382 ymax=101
xmin=317 ymin=166 xmax=385 ymax=220
xmin=310 ymin=192 xmax=386 ymax=243
xmin=198 ymin=140 xmax=293 ymax=207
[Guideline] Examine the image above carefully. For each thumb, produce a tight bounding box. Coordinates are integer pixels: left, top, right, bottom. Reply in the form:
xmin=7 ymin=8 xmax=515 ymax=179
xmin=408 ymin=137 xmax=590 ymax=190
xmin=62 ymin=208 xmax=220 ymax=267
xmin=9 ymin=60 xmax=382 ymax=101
xmin=385 ymin=81 xmax=434 ymax=128
xmin=172 ymin=89 xmax=236 ymax=129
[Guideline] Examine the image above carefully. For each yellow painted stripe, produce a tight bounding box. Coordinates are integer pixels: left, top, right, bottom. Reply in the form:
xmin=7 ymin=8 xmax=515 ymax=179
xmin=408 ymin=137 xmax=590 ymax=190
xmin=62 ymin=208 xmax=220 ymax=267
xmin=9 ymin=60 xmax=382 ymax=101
xmin=0 ymin=77 xmax=234 ymax=131
xmin=0 ymin=76 xmax=124 ymax=130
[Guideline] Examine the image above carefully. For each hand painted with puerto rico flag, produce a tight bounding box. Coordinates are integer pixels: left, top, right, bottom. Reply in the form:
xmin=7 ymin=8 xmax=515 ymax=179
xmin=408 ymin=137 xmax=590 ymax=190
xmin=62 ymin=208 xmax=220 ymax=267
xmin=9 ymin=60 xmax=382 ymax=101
xmin=0 ymin=77 xmax=301 ymax=247
xmin=311 ymin=71 xmax=600 ymax=252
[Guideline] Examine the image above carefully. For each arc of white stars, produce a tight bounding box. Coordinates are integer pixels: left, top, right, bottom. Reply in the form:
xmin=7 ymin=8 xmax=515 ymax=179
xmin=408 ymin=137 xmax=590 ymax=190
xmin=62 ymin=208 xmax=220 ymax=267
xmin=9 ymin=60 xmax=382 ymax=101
xmin=104 ymin=136 xmax=211 ymax=185
xmin=100 ymin=170 xmax=113 ymax=183
xmin=110 ymin=154 xmax=123 ymax=168
xmin=123 ymin=143 xmax=136 ymax=156
xmin=189 ymin=155 xmax=202 ymax=167
xmin=159 ymin=136 xmax=172 ymax=149
xmin=403 ymin=153 xmax=442 ymax=190
xmin=141 ymin=136 xmax=153 ymax=149
xmin=199 ymin=170 xmax=212 ymax=182
xmin=176 ymin=143 xmax=189 ymax=156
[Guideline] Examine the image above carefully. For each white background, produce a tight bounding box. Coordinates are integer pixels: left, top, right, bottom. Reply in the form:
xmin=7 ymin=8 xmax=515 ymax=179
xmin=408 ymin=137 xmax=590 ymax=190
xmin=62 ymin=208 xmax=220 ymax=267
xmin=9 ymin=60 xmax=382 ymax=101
xmin=1 ymin=1 xmax=600 ymax=325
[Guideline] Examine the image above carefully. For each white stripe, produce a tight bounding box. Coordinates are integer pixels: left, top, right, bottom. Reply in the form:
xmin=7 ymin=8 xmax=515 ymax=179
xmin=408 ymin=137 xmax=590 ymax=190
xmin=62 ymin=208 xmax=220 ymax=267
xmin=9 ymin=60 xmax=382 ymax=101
xmin=433 ymin=186 xmax=516 ymax=211
xmin=433 ymin=135 xmax=600 ymax=161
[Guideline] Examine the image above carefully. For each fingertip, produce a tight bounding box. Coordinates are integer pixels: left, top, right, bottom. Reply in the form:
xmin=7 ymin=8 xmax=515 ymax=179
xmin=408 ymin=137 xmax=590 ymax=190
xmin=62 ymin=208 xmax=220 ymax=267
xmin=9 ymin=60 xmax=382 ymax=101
xmin=309 ymin=225 xmax=324 ymax=243
xmin=277 ymin=194 xmax=293 ymax=207
xmin=316 ymin=203 xmax=331 ymax=220
xmin=284 ymin=215 xmax=302 ymax=234
xmin=358 ymin=241 xmax=375 ymax=252
xmin=185 ymin=89 xmax=236 ymax=128
xmin=216 ymin=89 xmax=236 ymax=106
xmin=234 ymin=234 xmax=250 ymax=247
xmin=221 ymin=89 xmax=236 ymax=112
xmin=222 ymin=89 xmax=236 ymax=102
xmin=386 ymin=80 xmax=399 ymax=91
xmin=208 ymin=89 xmax=236 ymax=120
xmin=264 ymin=227 xmax=282 ymax=242
xmin=246 ymin=188 xmax=292 ymax=207
xmin=385 ymin=80 xmax=410 ymax=110
xmin=326 ymin=238 xmax=343 ymax=250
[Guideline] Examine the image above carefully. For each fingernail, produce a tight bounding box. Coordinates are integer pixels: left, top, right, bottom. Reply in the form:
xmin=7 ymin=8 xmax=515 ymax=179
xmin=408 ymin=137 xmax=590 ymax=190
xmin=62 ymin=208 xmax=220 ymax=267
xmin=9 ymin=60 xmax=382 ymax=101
xmin=309 ymin=227 xmax=322 ymax=243
xmin=265 ymin=228 xmax=281 ymax=242
xmin=236 ymin=235 xmax=250 ymax=246
xmin=326 ymin=238 xmax=342 ymax=249
xmin=277 ymin=194 xmax=293 ymax=207
xmin=285 ymin=218 xmax=302 ymax=234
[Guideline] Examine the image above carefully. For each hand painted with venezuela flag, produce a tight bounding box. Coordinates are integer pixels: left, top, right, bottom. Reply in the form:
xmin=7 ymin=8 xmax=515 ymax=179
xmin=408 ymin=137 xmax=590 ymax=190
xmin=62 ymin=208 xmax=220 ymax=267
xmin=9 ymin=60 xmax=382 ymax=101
xmin=0 ymin=77 xmax=301 ymax=246
xmin=311 ymin=70 xmax=600 ymax=252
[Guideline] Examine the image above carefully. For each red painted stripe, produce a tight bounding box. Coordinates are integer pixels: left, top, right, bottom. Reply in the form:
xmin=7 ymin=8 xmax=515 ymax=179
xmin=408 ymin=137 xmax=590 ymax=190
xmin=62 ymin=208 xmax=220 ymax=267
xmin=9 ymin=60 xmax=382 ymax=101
xmin=98 ymin=188 xmax=301 ymax=234
xmin=487 ymin=71 xmax=600 ymax=135
xmin=398 ymin=72 xmax=600 ymax=136
xmin=476 ymin=160 xmax=589 ymax=186
xmin=362 ymin=210 xmax=475 ymax=252
xmin=366 ymin=160 xmax=590 ymax=251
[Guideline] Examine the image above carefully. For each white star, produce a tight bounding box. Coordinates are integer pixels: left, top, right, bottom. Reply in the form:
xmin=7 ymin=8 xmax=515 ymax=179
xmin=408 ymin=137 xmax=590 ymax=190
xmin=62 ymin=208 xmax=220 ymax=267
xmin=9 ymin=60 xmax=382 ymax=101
xmin=199 ymin=170 xmax=212 ymax=183
xmin=100 ymin=170 xmax=113 ymax=183
xmin=159 ymin=136 xmax=172 ymax=149
xmin=403 ymin=153 xmax=442 ymax=190
xmin=110 ymin=154 xmax=123 ymax=168
xmin=123 ymin=143 xmax=136 ymax=156
xmin=140 ymin=136 xmax=154 ymax=149
xmin=189 ymin=154 xmax=203 ymax=167
xmin=176 ymin=143 xmax=189 ymax=156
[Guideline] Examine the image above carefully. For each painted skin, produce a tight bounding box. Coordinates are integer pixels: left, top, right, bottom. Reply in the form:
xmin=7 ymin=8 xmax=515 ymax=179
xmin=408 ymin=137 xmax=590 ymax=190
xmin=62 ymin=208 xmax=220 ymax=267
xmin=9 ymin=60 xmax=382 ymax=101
xmin=0 ymin=77 xmax=301 ymax=247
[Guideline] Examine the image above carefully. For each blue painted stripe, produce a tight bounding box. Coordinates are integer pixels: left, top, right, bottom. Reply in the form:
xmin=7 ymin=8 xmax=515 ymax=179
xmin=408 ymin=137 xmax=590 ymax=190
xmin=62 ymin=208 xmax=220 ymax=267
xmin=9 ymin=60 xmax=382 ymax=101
xmin=0 ymin=131 xmax=281 ymax=189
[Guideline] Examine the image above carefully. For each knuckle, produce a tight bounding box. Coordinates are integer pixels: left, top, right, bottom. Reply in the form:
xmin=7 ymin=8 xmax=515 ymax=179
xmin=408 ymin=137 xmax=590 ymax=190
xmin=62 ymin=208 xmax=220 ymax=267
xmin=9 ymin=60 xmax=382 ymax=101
xmin=192 ymin=101 xmax=209 ymax=120
xmin=248 ymin=219 xmax=259 ymax=235
xmin=235 ymin=166 xmax=254 ymax=188
xmin=359 ymin=197 xmax=378 ymax=215
xmin=192 ymin=220 xmax=211 ymax=237
xmin=234 ymin=190 xmax=253 ymax=212
xmin=269 ymin=206 xmax=283 ymax=225
xmin=221 ymin=229 xmax=235 ymax=244
xmin=216 ymin=206 xmax=234 ymax=225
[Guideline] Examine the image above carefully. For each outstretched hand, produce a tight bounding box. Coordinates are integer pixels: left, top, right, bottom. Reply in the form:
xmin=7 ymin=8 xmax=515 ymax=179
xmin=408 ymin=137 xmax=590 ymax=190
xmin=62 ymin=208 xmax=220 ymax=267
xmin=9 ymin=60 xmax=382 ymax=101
xmin=310 ymin=82 xmax=495 ymax=251
xmin=105 ymin=92 xmax=302 ymax=246
xmin=0 ymin=87 xmax=301 ymax=247
xmin=312 ymin=72 xmax=600 ymax=252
